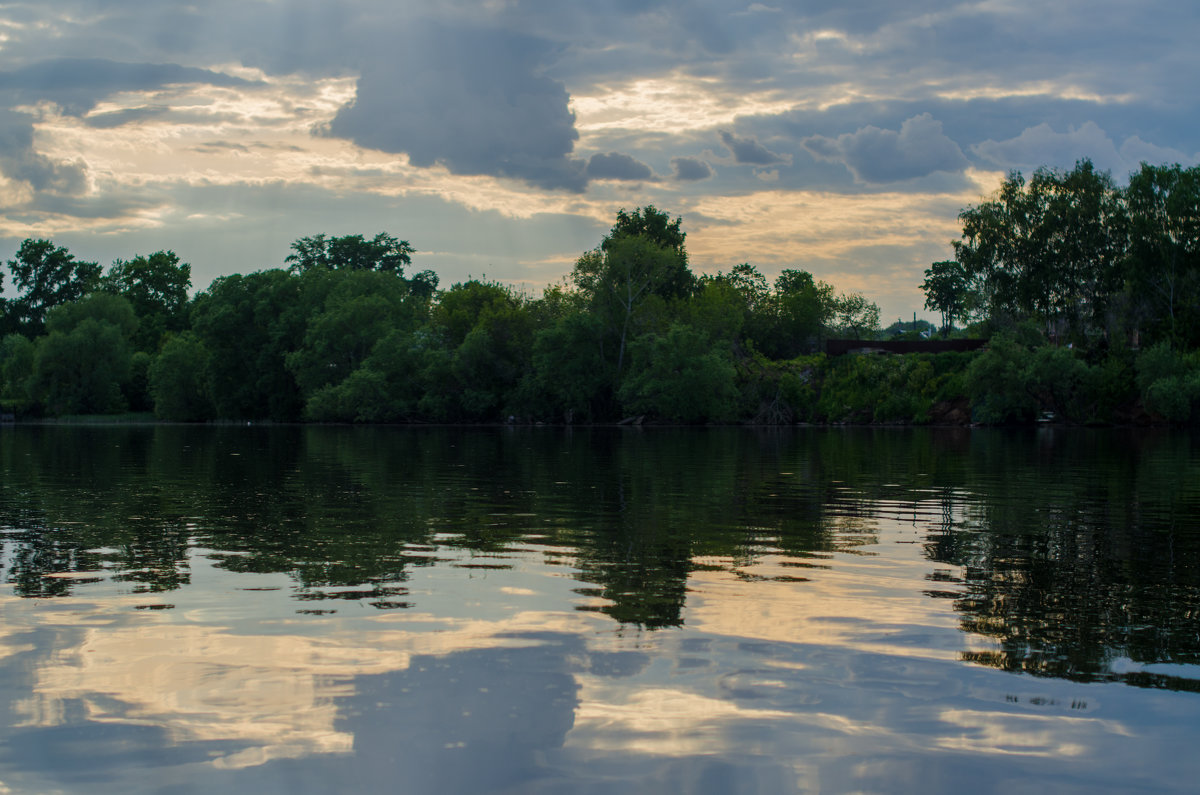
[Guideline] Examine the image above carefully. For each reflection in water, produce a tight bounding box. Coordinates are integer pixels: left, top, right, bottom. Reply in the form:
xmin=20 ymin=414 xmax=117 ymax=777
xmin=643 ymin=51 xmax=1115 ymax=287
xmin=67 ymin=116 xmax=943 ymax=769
xmin=0 ymin=426 xmax=1198 ymax=792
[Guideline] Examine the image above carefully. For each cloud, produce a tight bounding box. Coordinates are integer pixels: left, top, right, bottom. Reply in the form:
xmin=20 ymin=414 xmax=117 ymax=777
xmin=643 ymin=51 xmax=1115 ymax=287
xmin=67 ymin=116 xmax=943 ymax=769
xmin=671 ymin=157 xmax=714 ymax=181
xmin=0 ymin=57 xmax=262 ymax=199
xmin=801 ymin=113 xmax=968 ymax=183
xmin=327 ymin=23 xmax=588 ymax=192
xmin=971 ymin=121 xmax=1199 ymax=177
xmin=586 ymin=152 xmax=654 ymax=181
xmin=718 ymin=130 xmax=790 ymax=166
xmin=0 ymin=58 xmax=256 ymax=116
xmin=0 ymin=109 xmax=87 ymax=197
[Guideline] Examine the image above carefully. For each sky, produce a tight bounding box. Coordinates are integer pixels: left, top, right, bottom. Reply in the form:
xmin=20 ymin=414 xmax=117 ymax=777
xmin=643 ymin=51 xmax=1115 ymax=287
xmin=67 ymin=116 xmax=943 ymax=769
xmin=0 ymin=1 xmax=1197 ymax=322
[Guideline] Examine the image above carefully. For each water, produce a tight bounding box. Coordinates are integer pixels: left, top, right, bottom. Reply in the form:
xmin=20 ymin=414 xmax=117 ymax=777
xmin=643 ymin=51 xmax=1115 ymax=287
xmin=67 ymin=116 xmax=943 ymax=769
xmin=0 ymin=425 xmax=1197 ymax=793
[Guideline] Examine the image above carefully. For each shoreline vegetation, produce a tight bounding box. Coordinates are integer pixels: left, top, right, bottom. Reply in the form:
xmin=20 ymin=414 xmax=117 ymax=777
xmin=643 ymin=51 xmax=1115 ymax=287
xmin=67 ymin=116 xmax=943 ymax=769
xmin=2 ymin=159 xmax=1200 ymax=428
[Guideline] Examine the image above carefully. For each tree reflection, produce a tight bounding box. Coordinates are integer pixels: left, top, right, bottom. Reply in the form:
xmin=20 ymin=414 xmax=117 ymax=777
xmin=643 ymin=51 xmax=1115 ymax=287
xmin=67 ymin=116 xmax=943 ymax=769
xmin=2 ymin=424 xmax=1199 ymax=685
xmin=920 ymin=430 xmax=1200 ymax=687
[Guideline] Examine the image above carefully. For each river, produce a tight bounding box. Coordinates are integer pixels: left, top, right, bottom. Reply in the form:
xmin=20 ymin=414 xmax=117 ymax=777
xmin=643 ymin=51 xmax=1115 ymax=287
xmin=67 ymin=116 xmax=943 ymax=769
xmin=0 ymin=425 xmax=1197 ymax=793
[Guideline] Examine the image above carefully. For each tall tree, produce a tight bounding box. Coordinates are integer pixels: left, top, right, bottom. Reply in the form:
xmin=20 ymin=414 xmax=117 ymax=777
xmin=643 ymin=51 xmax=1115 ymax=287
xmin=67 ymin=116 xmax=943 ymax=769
xmin=828 ymin=292 xmax=881 ymax=339
xmin=4 ymin=239 xmax=101 ymax=336
xmin=922 ymin=259 xmax=971 ymax=333
xmin=573 ymin=234 xmax=685 ymax=381
xmin=954 ymin=160 xmax=1126 ymax=340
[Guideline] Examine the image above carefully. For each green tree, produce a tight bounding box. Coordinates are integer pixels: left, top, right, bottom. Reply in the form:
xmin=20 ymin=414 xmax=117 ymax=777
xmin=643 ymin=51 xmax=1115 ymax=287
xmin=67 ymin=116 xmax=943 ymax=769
xmin=1135 ymin=343 xmax=1200 ymax=422
xmin=922 ymin=259 xmax=971 ymax=333
xmin=30 ymin=319 xmax=133 ymax=415
xmin=285 ymin=232 xmax=414 ymax=275
xmin=285 ymin=270 xmax=421 ymax=399
xmin=573 ymin=233 xmax=689 ymax=381
xmin=101 ymin=250 xmax=192 ymax=352
xmin=522 ymin=311 xmax=610 ymax=422
xmin=954 ymin=160 xmax=1126 ymax=341
xmin=4 ymin=239 xmax=101 ymax=336
xmin=692 ymin=263 xmax=767 ymax=346
xmin=45 ymin=291 xmax=137 ymax=339
xmin=451 ymin=299 xmax=535 ymax=420
xmin=618 ymin=323 xmax=738 ymax=423
xmin=758 ymin=269 xmax=835 ymax=358
xmin=828 ymin=291 xmax=881 ymax=339
xmin=149 ymin=333 xmax=214 ymax=421
xmin=600 ymin=205 xmax=693 ymax=300
xmin=26 ymin=293 xmax=140 ymax=416
xmin=429 ymin=280 xmax=515 ymax=348
xmin=965 ymin=333 xmax=1039 ymax=424
xmin=190 ymin=270 xmax=307 ymax=421
xmin=0 ymin=333 xmax=35 ymax=413
xmin=420 ymin=280 xmax=534 ymax=421
xmin=1124 ymin=163 xmax=1200 ymax=347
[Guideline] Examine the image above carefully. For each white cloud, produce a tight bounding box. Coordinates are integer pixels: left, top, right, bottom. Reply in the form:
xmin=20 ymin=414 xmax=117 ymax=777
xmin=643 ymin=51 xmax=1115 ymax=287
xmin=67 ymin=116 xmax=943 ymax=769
xmin=802 ymin=113 xmax=968 ymax=183
xmin=972 ymin=122 xmax=1199 ymax=178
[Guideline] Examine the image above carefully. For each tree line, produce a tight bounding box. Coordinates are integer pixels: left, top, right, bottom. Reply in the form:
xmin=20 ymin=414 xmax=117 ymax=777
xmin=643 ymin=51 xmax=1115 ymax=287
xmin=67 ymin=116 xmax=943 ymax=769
xmin=2 ymin=158 xmax=1199 ymax=425
xmin=0 ymin=214 xmax=883 ymax=423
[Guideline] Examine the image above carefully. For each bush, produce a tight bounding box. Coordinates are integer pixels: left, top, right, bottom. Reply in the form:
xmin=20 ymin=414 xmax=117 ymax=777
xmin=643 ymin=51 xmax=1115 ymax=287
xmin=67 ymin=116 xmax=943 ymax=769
xmin=1136 ymin=343 xmax=1200 ymax=422
xmin=966 ymin=336 xmax=1038 ymax=424
xmin=815 ymin=352 xmax=969 ymax=424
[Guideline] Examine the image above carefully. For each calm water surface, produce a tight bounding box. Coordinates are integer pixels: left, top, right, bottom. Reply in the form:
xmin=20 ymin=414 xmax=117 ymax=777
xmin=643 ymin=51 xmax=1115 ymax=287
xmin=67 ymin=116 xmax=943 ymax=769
xmin=0 ymin=426 xmax=1198 ymax=793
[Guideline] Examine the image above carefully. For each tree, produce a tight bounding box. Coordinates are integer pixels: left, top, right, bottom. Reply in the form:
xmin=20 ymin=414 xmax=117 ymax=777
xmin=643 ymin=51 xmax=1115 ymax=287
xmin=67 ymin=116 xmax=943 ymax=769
xmin=4 ymin=239 xmax=101 ymax=336
xmin=522 ymin=311 xmax=610 ymax=422
xmin=573 ymin=233 xmax=689 ymax=381
xmin=149 ymin=333 xmax=214 ymax=421
xmin=1124 ymin=163 xmax=1200 ymax=347
xmin=0 ymin=333 xmax=35 ymax=413
xmin=922 ymin=260 xmax=971 ymax=333
xmin=27 ymin=293 xmax=139 ymax=416
xmin=828 ymin=292 xmax=881 ymax=339
xmin=285 ymin=233 xmax=414 ymax=275
xmin=30 ymin=319 xmax=133 ymax=415
xmin=953 ymin=160 xmax=1126 ymax=340
xmin=600 ymin=205 xmax=694 ymax=300
xmin=101 ymin=250 xmax=192 ymax=352
xmin=45 ymin=292 xmax=137 ymax=339
xmin=190 ymin=270 xmax=307 ymax=421
xmin=285 ymin=270 xmax=422 ymax=399
xmin=765 ymin=269 xmax=835 ymax=357
xmin=618 ymin=323 xmax=739 ymax=423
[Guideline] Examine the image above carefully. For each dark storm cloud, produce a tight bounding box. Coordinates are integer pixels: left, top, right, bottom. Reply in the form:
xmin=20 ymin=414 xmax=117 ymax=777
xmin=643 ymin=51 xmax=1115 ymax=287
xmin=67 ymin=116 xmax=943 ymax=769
xmin=0 ymin=58 xmax=256 ymax=115
xmin=718 ymin=131 xmax=790 ymax=166
xmin=671 ymin=157 xmax=714 ymax=181
xmin=800 ymin=114 xmax=968 ymax=184
xmin=0 ymin=109 xmax=86 ymax=196
xmin=327 ymin=22 xmax=588 ymax=192
xmin=586 ymin=152 xmax=654 ymax=181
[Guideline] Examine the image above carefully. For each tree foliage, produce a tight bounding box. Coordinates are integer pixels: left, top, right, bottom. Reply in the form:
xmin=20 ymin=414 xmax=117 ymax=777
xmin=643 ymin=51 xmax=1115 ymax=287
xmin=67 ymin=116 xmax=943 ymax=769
xmin=4 ymin=239 xmax=101 ymax=336
xmin=149 ymin=333 xmax=213 ymax=422
xmin=922 ymin=260 xmax=971 ymax=332
xmin=285 ymin=233 xmax=414 ymax=275
xmin=101 ymin=250 xmax=192 ymax=352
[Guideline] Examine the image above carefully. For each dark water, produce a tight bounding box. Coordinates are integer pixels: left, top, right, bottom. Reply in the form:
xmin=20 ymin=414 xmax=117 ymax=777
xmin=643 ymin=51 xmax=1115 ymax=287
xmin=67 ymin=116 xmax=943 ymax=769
xmin=0 ymin=425 xmax=1198 ymax=793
